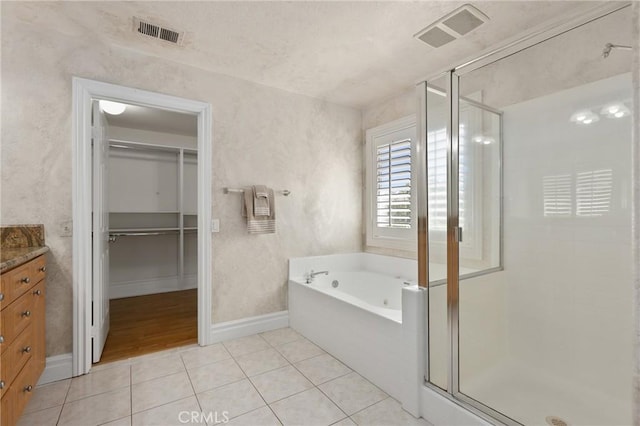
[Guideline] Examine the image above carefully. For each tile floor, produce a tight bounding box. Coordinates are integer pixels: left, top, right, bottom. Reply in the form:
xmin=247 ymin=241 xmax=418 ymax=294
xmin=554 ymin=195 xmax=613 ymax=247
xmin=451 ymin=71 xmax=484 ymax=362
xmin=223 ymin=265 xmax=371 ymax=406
xmin=20 ymin=328 xmax=431 ymax=426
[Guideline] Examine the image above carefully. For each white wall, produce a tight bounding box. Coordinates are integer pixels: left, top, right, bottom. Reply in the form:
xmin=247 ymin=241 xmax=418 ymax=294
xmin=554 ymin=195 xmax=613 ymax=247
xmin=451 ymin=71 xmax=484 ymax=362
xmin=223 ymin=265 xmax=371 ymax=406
xmin=502 ymin=73 xmax=633 ymax=404
xmin=107 ymin=123 xmax=199 ymax=299
xmin=0 ymin=4 xmax=363 ymax=357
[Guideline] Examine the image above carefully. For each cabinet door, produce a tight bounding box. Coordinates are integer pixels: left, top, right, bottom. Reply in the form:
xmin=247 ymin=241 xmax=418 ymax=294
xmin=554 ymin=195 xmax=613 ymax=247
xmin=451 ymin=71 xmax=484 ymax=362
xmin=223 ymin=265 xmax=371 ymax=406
xmin=32 ymin=281 xmax=45 ymax=375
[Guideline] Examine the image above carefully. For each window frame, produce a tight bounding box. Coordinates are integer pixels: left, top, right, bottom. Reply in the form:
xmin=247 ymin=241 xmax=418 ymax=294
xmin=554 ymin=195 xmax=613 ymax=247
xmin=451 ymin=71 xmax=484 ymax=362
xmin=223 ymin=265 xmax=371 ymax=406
xmin=365 ymin=115 xmax=417 ymax=252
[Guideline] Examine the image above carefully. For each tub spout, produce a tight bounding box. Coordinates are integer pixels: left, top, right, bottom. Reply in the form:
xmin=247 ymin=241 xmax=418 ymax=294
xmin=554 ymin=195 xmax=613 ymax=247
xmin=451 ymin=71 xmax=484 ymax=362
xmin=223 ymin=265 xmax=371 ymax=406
xmin=306 ymin=270 xmax=329 ymax=284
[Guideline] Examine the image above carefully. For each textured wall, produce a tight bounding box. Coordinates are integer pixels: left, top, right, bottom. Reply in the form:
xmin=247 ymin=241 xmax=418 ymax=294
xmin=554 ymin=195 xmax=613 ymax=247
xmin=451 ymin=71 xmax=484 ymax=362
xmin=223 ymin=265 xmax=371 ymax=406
xmin=1 ymin=7 xmax=362 ymax=357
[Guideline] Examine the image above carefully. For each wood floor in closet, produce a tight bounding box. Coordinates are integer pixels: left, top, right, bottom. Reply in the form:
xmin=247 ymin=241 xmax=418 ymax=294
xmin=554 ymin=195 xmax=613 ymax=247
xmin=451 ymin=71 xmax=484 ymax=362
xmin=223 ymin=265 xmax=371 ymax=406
xmin=96 ymin=289 xmax=198 ymax=364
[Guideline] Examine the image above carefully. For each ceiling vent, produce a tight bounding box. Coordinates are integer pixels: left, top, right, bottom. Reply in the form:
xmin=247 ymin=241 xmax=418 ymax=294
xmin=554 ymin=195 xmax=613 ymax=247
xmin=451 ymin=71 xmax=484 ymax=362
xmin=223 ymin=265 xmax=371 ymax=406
xmin=414 ymin=4 xmax=488 ymax=48
xmin=133 ymin=17 xmax=185 ymax=46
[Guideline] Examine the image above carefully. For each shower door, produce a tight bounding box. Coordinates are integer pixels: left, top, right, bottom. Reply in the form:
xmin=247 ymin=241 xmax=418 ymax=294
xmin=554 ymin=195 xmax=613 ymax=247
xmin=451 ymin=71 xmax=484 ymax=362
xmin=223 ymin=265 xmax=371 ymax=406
xmin=423 ymin=4 xmax=634 ymax=425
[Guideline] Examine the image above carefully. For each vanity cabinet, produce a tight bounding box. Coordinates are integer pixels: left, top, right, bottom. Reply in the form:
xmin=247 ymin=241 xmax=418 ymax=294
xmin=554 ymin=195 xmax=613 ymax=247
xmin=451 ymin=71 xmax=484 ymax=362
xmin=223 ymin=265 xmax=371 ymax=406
xmin=0 ymin=254 xmax=46 ymax=426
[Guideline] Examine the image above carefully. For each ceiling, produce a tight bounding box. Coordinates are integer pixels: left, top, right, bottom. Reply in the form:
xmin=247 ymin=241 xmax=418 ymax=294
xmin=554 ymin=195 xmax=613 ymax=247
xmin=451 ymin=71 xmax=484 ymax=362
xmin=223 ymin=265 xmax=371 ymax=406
xmin=103 ymin=103 xmax=198 ymax=136
xmin=5 ymin=1 xmax=607 ymax=108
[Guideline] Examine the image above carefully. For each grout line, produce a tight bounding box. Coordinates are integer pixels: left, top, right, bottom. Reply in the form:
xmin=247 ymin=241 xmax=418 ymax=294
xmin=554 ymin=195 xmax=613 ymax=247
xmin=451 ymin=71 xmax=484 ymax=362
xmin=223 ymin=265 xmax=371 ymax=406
xmin=348 ymin=396 xmax=393 ymax=419
xmin=315 ymin=383 xmax=350 ymax=419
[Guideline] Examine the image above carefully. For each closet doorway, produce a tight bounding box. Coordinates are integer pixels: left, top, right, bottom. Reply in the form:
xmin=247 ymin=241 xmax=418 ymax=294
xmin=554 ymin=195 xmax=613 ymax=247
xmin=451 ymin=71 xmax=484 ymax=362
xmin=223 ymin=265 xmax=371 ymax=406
xmin=72 ymin=78 xmax=212 ymax=376
xmin=100 ymin=101 xmax=199 ymax=363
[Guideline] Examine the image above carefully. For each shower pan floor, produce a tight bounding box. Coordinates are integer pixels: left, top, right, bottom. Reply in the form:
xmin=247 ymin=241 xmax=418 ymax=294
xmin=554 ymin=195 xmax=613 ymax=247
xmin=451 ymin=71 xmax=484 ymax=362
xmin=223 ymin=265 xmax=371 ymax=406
xmin=460 ymin=360 xmax=631 ymax=425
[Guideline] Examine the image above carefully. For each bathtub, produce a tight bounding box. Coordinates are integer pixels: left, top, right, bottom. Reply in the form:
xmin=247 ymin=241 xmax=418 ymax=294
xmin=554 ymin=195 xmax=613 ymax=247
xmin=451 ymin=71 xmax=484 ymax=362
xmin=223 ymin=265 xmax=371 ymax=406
xmin=288 ymin=253 xmax=425 ymax=409
xmin=296 ymin=271 xmax=405 ymax=322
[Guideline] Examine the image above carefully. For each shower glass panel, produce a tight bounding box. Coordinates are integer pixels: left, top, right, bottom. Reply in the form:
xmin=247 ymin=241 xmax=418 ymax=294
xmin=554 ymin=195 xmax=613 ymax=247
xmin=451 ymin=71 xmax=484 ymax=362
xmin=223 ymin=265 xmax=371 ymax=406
xmin=425 ymin=74 xmax=449 ymax=391
xmin=456 ymin=6 xmax=633 ymax=425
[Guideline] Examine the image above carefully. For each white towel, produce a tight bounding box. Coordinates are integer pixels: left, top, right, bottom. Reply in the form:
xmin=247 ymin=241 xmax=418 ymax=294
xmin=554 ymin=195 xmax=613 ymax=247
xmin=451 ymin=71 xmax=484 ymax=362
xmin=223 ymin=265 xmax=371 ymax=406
xmin=242 ymin=186 xmax=276 ymax=234
xmin=253 ymin=185 xmax=271 ymax=217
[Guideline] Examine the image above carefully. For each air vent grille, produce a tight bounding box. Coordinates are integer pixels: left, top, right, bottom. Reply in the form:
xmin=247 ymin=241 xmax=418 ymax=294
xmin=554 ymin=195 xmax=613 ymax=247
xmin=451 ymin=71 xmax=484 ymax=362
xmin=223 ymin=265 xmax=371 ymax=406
xmin=133 ymin=17 xmax=184 ymax=45
xmin=414 ymin=4 xmax=488 ymax=49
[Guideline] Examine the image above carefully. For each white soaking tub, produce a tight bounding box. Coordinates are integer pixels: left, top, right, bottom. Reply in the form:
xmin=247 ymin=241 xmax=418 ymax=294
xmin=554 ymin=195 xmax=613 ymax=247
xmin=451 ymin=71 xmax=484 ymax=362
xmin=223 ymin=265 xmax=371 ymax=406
xmin=288 ymin=253 xmax=424 ymax=409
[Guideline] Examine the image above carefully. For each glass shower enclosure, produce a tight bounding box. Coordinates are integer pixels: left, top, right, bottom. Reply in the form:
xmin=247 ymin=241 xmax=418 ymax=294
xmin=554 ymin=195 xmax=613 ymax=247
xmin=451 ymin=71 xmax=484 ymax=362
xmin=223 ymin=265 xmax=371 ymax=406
xmin=420 ymin=4 xmax=634 ymax=425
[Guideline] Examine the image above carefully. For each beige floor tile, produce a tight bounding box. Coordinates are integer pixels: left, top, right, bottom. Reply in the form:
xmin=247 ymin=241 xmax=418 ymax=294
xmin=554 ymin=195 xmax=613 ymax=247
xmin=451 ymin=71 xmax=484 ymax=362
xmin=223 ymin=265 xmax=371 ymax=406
xmin=223 ymin=334 xmax=271 ymax=357
xmin=131 ymin=353 xmax=185 ymax=384
xmin=181 ymin=343 xmax=231 ymax=370
xmin=319 ymin=373 xmax=387 ymax=416
xmin=24 ymin=379 xmax=71 ymax=413
xmin=132 ymin=396 xmax=204 ymax=426
xmin=226 ymin=406 xmax=282 ymax=426
xmin=18 ymin=405 xmax=62 ymax=426
xmin=235 ymin=348 xmax=290 ymax=376
xmin=90 ymin=359 xmax=132 ymax=374
xmin=294 ymin=354 xmax=351 ymax=385
xmin=66 ymin=364 xmax=130 ymax=402
xmin=132 ymin=371 xmax=194 ymax=413
xmin=102 ymin=416 xmax=132 ymax=426
xmin=260 ymin=328 xmax=303 ymax=347
xmin=250 ymin=365 xmax=313 ymax=403
xmin=275 ymin=338 xmax=324 ymax=363
xmin=332 ymin=418 xmax=356 ymax=426
xmin=196 ymin=379 xmax=265 ymax=421
xmin=270 ymin=388 xmax=346 ymax=426
xmin=58 ymin=387 xmax=131 ymax=426
xmin=187 ymin=358 xmax=246 ymax=394
xmin=350 ymin=398 xmax=431 ymax=425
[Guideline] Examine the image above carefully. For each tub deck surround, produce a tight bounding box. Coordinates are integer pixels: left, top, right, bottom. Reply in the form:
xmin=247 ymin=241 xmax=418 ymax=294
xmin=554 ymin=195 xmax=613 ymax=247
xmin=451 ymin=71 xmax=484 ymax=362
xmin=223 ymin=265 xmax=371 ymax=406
xmin=1 ymin=225 xmax=49 ymax=273
xmin=288 ymin=253 xmax=426 ymax=419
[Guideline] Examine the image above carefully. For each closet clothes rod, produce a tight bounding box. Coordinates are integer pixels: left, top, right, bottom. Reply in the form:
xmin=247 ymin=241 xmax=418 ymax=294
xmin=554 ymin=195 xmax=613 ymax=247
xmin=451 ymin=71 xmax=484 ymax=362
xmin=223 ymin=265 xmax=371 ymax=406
xmin=109 ymin=229 xmax=197 ymax=237
xmin=224 ymin=187 xmax=291 ymax=196
xmin=109 ymin=139 xmax=198 ymax=154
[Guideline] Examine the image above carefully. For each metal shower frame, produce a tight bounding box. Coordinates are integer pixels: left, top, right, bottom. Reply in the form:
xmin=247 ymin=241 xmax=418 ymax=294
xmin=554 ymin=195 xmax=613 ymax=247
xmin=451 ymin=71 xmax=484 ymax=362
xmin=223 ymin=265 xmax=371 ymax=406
xmin=415 ymin=2 xmax=632 ymax=425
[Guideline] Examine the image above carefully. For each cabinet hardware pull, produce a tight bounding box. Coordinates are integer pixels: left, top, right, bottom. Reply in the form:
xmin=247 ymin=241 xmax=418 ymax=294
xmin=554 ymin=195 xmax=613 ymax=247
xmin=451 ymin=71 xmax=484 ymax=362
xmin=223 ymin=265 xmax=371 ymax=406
xmin=24 ymin=385 xmax=33 ymax=392
xmin=0 ymin=293 xmax=4 ymax=301
xmin=0 ymin=336 xmax=4 ymax=344
xmin=0 ymin=381 xmax=4 ymax=390
xmin=33 ymin=289 xmax=42 ymax=296
xmin=21 ymin=277 xmax=30 ymax=284
xmin=21 ymin=310 xmax=31 ymax=317
xmin=22 ymin=346 xmax=31 ymax=354
xmin=39 ymin=266 xmax=46 ymax=272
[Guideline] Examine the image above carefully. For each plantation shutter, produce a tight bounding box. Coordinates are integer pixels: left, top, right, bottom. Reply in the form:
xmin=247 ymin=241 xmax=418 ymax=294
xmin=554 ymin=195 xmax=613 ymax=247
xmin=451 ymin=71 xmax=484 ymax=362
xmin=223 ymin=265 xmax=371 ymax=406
xmin=376 ymin=139 xmax=412 ymax=229
xmin=427 ymin=128 xmax=467 ymax=231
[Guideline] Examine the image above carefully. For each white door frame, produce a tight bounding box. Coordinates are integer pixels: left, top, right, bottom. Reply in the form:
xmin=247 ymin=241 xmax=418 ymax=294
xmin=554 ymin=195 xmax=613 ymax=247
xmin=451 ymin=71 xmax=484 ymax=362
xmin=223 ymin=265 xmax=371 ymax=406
xmin=71 ymin=77 xmax=213 ymax=376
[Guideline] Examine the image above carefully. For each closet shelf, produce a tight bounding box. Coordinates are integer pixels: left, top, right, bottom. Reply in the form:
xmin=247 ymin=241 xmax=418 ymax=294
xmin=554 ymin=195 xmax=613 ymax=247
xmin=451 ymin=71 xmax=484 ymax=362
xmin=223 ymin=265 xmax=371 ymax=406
xmin=110 ymin=211 xmax=180 ymax=214
xmin=110 ymin=227 xmax=180 ymax=233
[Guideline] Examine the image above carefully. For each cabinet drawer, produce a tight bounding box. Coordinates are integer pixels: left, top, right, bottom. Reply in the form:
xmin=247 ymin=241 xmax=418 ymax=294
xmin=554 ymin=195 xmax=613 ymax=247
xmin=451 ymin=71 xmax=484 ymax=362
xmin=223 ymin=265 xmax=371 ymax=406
xmin=2 ymin=325 xmax=34 ymax=388
xmin=1 ymin=286 xmax=38 ymax=353
xmin=9 ymin=357 xmax=38 ymax=425
xmin=30 ymin=255 xmax=47 ymax=286
xmin=0 ymin=262 xmax=34 ymax=310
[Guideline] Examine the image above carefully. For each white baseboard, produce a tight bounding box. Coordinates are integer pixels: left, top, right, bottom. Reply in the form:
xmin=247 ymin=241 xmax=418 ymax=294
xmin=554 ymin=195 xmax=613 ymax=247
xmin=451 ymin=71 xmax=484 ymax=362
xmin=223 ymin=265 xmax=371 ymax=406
xmin=210 ymin=310 xmax=289 ymax=343
xmin=110 ymin=275 xmax=197 ymax=299
xmin=38 ymin=353 xmax=73 ymax=385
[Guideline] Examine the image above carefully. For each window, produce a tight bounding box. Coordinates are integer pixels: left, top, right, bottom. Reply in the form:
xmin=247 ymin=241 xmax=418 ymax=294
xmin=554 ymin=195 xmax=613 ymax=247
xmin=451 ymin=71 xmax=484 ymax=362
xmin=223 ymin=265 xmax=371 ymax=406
xmin=376 ymin=139 xmax=412 ymax=229
xmin=365 ymin=107 xmax=492 ymax=258
xmin=366 ymin=116 xmax=416 ymax=251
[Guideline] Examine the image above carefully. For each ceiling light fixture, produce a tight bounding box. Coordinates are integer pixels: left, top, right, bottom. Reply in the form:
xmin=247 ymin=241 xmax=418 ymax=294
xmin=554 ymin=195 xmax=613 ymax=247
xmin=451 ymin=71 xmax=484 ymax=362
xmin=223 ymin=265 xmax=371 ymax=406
xmin=472 ymin=135 xmax=494 ymax=145
xmin=570 ymin=109 xmax=599 ymax=125
xmin=99 ymin=100 xmax=127 ymax=115
xmin=601 ymin=103 xmax=630 ymax=119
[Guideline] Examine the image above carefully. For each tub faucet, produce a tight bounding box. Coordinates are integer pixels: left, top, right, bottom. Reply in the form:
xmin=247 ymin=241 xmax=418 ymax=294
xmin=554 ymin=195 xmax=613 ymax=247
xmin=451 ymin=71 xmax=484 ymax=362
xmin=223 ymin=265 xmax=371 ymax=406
xmin=305 ymin=270 xmax=328 ymax=284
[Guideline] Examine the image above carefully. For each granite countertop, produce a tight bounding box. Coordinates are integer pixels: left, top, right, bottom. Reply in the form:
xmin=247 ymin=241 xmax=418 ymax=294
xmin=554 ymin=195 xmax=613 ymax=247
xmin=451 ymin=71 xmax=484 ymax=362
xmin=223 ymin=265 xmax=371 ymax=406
xmin=0 ymin=246 xmax=50 ymax=274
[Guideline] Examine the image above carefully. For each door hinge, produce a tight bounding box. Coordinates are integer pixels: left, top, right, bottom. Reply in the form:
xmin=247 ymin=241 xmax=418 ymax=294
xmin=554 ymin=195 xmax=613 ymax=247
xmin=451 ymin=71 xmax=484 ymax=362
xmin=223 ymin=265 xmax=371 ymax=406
xmin=455 ymin=226 xmax=463 ymax=242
